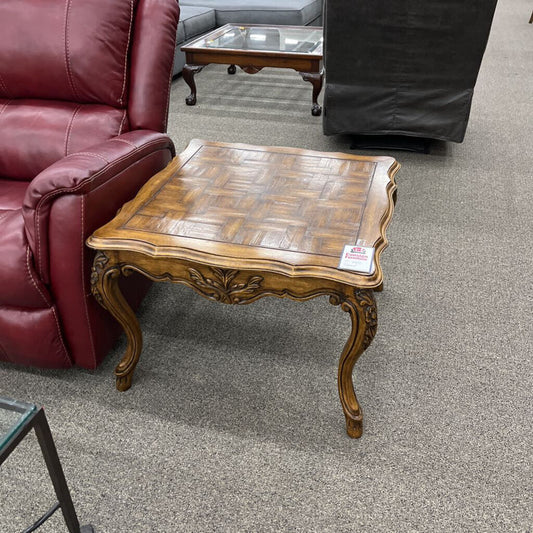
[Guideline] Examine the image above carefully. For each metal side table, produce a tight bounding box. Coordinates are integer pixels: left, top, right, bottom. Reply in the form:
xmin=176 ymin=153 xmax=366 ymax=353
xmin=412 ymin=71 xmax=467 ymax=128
xmin=0 ymin=397 xmax=94 ymax=533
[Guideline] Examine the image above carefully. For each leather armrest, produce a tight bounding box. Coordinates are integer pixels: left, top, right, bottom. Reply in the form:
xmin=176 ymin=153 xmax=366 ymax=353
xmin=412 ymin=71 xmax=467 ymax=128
xmin=22 ymin=129 xmax=175 ymax=282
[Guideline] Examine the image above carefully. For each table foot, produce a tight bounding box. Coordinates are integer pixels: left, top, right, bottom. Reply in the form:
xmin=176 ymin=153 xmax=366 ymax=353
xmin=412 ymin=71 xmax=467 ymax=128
xmin=331 ymin=289 xmax=377 ymax=438
xmin=227 ymin=64 xmax=236 ymax=74
xmin=90 ymin=251 xmax=143 ymax=392
xmin=115 ymin=372 xmax=134 ymax=392
xmin=345 ymin=414 xmax=363 ymax=439
xmin=183 ymin=64 xmax=204 ymax=105
xmin=300 ymin=71 xmax=323 ymax=116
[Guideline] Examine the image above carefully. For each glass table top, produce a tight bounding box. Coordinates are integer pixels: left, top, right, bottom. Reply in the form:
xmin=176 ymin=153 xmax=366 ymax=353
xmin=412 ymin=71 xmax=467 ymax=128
xmin=0 ymin=397 xmax=37 ymax=451
xmin=189 ymin=25 xmax=323 ymax=55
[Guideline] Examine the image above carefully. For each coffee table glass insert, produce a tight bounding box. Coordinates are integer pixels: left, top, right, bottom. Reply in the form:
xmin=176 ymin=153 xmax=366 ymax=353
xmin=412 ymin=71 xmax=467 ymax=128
xmin=181 ymin=24 xmax=324 ymax=115
xmin=196 ymin=25 xmax=323 ymax=54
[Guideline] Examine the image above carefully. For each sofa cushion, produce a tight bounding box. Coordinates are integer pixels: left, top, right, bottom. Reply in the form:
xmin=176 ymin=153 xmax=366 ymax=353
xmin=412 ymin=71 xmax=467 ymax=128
xmin=180 ymin=0 xmax=322 ymax=26
xmin=178 ymin=5 xmax=217 ymax=43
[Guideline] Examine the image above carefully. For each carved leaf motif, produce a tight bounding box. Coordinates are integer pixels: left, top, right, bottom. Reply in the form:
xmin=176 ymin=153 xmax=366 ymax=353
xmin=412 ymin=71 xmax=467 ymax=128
xmin=187 ymin=267 xmax=263 ymax=304
xmin=90 ymin=251 xmax=109 ymax=306
xmin=354 ymin=289 xmax=378 ymax=350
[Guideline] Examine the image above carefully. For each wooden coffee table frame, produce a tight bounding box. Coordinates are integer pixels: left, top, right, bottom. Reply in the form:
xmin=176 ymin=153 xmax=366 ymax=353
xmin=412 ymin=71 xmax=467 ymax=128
xmin=87 ymin=140 xmax=399 ymax=439
xmin=181 ymin=24 xmax=324 ymax=116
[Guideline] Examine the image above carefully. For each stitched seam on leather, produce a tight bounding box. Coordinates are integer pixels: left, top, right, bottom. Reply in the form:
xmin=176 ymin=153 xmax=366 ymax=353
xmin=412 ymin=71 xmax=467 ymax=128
xmin=26 ymin=247 xmax=71 ymax=364
xmin=118 ymin=109 xmax=127 ymax=135
xmin=50 ymin=305 xmax=71 ymax=364
xmin=73 ymin=152 xmax=110 ymax=164
xmin=34 ymin=139 xmax=167 ymax=278
xmin=0 ymin=99 xmax=12 ymax=119
xmin=64 ymin=0 xmax=80 ymax=100
xmin=64 ymin=104 xmax=82 ymax=156
xmin=119 ymin=0 xmax=135 ymax=106
xmin=36 ymin=204 xmax=43 ymax=278
xmin=163 ymin=59 xmax=173 ymax=132
xmin=0 ymin=75 xmax=12 ymax=98
xmin=35 ymin=139 xmax=166 ymax=204
xmin=113 ymin=138 xmax=137 ymax=149
xmin=26 ymin=246 xmax=51 ymax=306
xmin=80 ymin=194 xmax=97 ymax=365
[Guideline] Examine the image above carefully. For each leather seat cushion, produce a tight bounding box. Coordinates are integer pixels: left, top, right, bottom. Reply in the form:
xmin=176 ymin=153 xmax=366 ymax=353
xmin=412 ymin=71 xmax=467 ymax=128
xmin=0 ymin=179 xmax=28 ymax=211
xmin=0 ymin=99 xmax=128 ymax=181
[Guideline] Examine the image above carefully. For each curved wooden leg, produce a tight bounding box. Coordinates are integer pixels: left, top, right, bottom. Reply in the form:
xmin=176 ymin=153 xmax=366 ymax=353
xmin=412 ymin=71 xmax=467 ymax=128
xmin=239 ymin=65 xmax=263 ymax=74
xmin=182 ymin=64 xmax=204 ymax=105
xmin=90 ymin=251 xmax=143 ymax=391
xmin=227 ymin=64 xmax=236 ymax=74
xmin=331 ymin=289 xmax=377 ymax=438
xmin=299 ymin=70 xmax=323 ymax=116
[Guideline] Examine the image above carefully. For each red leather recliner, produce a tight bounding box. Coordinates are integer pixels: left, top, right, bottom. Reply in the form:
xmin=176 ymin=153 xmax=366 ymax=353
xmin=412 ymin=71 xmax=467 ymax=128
xmin=0 ymin=0 xmax=180 ymax=369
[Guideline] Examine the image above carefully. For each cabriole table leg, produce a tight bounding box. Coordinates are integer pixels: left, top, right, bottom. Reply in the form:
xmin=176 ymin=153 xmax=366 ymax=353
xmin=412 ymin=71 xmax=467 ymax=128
xmin=183 ymin=64 xmax=204 ymax=106
xmin=299 ymin=70 xmax=323 ymax=116
xmin=90 ymin=251 xmax=143 ymax=391
xmin=331 ymin=288 xmax=377 ymax=438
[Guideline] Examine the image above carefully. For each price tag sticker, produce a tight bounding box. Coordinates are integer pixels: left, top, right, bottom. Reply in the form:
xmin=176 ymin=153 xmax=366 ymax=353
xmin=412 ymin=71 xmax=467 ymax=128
xmin=338 ymin=245 xmax=375 ymax=274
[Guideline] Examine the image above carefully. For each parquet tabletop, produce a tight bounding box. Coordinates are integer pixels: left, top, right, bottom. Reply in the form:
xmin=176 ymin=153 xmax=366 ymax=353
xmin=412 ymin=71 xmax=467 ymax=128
xmin=88 ymin=140 xmax=398 ymax=288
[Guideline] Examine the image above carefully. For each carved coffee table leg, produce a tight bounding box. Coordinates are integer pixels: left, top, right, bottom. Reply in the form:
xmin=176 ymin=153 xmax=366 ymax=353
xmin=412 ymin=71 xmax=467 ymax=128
xmin=331 ymin=289 xmax=377 ymax=438
xmin=90 ymin=251 xmax=143 ymax=392
xmin=300 ymin=71 xmax=323 ymax=116
xmin=183 ymin=64 xmax=204 ymax=105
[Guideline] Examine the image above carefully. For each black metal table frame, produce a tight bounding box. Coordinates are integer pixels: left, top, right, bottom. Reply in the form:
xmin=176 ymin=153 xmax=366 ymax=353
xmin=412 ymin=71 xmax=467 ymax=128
xmin=0 ymin=403 xmax=94 ymax=533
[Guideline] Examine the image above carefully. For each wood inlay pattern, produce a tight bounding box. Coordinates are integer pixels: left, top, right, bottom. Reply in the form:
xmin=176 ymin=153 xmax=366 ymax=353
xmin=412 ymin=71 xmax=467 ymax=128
xmin=123 ymin=144 xmax=376 ymax=257
xmin=87 ymin=140 xmax=399 ymax=438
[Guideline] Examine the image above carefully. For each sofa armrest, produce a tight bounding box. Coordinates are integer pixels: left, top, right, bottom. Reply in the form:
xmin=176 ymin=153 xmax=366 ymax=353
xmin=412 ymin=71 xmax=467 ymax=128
xmin=22 ymin=129 xmax=175 ymax=282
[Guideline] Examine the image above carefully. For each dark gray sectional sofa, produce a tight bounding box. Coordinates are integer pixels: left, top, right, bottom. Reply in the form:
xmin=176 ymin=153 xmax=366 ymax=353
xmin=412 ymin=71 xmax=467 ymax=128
xmin=173 ymin=0 xmax=323 ymax=75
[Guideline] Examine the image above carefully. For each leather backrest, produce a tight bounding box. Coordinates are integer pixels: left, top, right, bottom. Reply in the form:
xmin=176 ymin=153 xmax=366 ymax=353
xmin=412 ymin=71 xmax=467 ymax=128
xmin=0 ymin=0 xmax=136 ymax=106
xmin=0 ymin=0 xmax=179 ymax=181
xmin=127 ymin=0 xmax=181 ymax=132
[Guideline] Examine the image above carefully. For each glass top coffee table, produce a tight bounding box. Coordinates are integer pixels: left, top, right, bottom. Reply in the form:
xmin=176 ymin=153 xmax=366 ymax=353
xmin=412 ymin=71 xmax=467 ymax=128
xmin=1 ymin=397 xmax=94 ymax=532
xmin=181 ymin=24 xmax=324 ymax=115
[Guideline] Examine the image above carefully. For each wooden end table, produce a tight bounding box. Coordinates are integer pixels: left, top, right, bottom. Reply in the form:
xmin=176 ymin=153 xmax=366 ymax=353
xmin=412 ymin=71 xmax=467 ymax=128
xmin=181 ymin=24 xmax=324 ymax=116
xmin=87 ymin=140 xmax=399 ymax=438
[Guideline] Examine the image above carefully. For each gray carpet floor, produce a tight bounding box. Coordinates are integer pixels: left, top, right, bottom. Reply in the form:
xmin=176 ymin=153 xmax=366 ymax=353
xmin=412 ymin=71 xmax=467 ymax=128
xmin=1 ymin=0 xmax=532 ymax=531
